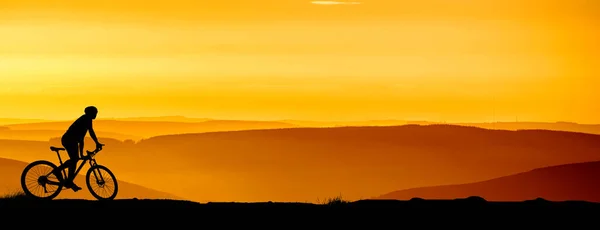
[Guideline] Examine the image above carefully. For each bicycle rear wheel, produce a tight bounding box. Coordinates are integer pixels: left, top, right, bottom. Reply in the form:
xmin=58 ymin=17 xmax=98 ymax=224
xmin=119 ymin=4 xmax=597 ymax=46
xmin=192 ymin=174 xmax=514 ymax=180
xmin=20 ymin=160 xmax=64 ymax=200
xmin=86 ymin=165 xmax=118 ymax=200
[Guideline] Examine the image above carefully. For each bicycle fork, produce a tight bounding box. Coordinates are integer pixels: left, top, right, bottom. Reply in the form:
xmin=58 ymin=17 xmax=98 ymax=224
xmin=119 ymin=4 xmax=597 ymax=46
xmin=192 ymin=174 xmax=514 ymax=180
xmin=89 ymin=159 xmax=106 ymax=186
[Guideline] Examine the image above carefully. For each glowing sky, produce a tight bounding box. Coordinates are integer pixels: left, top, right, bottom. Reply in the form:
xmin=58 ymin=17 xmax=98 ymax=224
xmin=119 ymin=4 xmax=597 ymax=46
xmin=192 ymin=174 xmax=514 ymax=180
xmin=0 ymin=0 xmax=598 ymax=122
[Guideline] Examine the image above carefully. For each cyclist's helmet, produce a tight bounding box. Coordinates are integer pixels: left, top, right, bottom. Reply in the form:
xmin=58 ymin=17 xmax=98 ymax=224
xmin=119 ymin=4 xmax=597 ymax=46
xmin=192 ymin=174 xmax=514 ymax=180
xmin=84 ymin=106 xmax=98 ymax=115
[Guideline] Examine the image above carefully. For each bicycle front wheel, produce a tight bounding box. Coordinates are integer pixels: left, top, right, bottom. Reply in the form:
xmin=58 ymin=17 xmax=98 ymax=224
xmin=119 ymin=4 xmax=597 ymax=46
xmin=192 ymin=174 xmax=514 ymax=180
xmin=86 ymin=165 xmax=118 ymax=200
xmin=20 ymin=160 xmax=64 ymax=200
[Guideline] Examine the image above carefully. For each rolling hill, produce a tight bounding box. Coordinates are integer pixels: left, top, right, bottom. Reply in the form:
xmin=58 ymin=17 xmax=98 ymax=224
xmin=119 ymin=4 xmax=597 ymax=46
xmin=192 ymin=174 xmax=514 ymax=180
xmin=279 ymin=119 xmax=410 ymax=127
xmin=0 ymin=157 xmax=182 ymax=200
xmin=282 ymin=119 xmax=600 ymax=135
xmin=102 ymin=116 xmax=212 ymax=123
xmin=0 ymin=118 xmax=53 ymax=126
xmin=453 ymin=121 xmax=600 ymax=135
xmin=5 ymin=116 xmax=600 ymax=137
xmin=124 ymin=125 xmax=600 ymax=202
xmin=375 ymin=160 xmax=600 ymax=202
xmin=2 ymin=119 xmax=299 ymax=139
xmin=2 ymin=124 xmax=600 ymax=202
xmin=0 ymin=128 xmax=141 ymax=141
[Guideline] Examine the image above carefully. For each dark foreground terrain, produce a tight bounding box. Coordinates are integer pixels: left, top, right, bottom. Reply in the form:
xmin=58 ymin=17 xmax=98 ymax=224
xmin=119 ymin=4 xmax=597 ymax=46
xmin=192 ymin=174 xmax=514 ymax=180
xmin=1 ymin=196 xmax=599 ymax=227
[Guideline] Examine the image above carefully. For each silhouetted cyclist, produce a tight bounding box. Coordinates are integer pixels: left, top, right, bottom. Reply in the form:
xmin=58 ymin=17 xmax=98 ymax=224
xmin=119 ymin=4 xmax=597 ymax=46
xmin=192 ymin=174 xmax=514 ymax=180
xmin=53 ymin=106 xmax=104 ymax=192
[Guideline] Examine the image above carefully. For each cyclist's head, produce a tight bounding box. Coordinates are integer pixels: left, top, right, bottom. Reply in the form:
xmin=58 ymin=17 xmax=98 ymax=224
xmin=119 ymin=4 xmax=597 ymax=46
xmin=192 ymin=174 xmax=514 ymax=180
xmin=84 ymin=106 xmax=98 ymax=119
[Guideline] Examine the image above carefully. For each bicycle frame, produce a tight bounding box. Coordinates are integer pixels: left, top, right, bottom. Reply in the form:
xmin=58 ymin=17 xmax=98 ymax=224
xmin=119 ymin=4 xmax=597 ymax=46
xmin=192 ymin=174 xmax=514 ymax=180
xmin=45 ymin=149 xmax=105 ymax=187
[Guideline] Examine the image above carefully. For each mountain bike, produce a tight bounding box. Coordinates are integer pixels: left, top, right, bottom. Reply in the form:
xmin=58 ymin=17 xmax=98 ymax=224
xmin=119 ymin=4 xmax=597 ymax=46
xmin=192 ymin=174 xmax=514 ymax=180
xmin=20 ymin=144 xmax=119 ymax=200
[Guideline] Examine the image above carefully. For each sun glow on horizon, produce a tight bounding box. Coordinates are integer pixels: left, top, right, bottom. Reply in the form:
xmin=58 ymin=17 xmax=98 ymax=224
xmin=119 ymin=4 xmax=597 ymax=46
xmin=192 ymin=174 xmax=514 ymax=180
xmin=0 ymin=0 xmax=598 ymax=123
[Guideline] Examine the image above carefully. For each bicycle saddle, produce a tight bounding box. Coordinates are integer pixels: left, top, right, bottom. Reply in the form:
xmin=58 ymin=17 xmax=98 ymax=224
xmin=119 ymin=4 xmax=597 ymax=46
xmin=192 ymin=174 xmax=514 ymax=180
xmin=50 ymin=146 xmax=65 ymax=151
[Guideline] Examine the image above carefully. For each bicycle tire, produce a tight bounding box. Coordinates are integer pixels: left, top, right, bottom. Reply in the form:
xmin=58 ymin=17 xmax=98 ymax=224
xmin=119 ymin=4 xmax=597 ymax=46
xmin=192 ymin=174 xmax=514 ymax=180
xmin=86 ymin=165 xmax=118 ymax=200
xmin=20 ymin=160 xmax=64 ymax=200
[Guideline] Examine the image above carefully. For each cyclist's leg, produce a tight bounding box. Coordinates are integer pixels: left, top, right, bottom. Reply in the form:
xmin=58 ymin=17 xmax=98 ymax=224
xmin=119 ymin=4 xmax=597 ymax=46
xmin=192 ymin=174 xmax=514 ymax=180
xmin=61 ymin=137 xmax=80 ymax=187
xmin=51 ymin=166 xmax=69 ymax=186
xmin=53 ymin=161 xmax=67 ymax=179
xmin=64 ymin=151 xmax=78 ymax=184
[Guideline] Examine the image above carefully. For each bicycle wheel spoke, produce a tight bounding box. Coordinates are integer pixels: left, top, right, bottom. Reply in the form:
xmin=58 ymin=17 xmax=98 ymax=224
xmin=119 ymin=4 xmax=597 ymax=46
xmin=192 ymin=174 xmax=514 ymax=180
xmin=21 ymin=161 xmax=63 ymax=199
xmin=87 ymin=166 xmax=118 ymax=200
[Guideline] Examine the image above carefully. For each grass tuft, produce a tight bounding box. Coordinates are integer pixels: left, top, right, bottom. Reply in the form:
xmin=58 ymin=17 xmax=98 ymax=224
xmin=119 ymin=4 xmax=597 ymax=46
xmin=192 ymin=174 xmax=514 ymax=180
xmin=317 ymin=194 xmax=351 ymax=206
xmin=0 ymin=190 xmax=29 ymax=200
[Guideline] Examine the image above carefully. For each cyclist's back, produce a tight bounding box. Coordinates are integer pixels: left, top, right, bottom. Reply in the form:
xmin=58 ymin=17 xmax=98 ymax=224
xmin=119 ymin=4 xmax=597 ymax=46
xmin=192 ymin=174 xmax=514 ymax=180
xmin=63 ymin=114 xmax=92 ymax=141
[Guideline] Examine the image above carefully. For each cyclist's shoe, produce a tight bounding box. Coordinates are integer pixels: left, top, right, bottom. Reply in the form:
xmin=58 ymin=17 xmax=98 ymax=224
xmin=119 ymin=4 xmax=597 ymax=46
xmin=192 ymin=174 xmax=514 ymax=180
xmin=71 ymin=184 xmax=82 ymax=192
xmin=64 ymin=180 xmax=82 ymax=192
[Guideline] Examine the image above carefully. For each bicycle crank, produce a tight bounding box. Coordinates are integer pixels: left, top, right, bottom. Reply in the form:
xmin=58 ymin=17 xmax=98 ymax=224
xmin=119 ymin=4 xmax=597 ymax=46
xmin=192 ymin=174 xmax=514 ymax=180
xmin=37 ymin=176 xmax=49 ymax=193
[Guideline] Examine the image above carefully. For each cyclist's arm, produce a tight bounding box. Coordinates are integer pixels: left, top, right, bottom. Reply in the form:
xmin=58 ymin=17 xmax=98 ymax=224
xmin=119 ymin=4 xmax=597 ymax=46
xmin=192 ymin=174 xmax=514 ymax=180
xmin=89 ymin=120 xmax=100 ymax=144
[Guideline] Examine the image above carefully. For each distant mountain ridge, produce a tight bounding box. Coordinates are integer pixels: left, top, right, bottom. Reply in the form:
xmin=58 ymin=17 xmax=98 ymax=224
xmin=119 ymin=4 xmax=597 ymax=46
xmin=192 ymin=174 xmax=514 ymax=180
xmin=2 ymin=122 xmax=600 ymax=202
xmin=0 ymin=118 xmax=53 ymax=126
xmin=2 ymin=119 xmax=299 ymax=139
xmin=2 ymin=116 xmax=600 ymax=135
xmin=102 ymin=124 xmax=600 ymax=202
xmin=0 ymin=128 xmax=141 ymax=141
xmin=101 ymin=116 xmax=213 ymax=123
xmin=376 ymin=160 xmax=600 ymax=202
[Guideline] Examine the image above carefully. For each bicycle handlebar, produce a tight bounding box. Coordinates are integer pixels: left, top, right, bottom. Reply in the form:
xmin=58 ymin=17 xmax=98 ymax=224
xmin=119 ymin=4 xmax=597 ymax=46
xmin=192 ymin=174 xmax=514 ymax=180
xmin=85 ymin=144 xmax=105 ymax=156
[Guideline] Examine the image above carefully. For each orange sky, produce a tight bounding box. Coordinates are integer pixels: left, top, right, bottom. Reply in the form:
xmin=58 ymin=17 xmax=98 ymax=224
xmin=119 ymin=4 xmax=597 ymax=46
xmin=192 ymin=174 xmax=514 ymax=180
xmin=0 ymin=0 xmax=598 ymax=123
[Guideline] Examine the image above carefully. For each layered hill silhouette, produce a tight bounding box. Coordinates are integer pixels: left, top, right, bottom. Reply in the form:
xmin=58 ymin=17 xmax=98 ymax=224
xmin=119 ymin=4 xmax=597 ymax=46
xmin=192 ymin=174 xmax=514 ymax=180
xmin=2 ymin=119 xmax=298 ymax=139
xmin=375 ymin=160 xmax=600 ymax=202
xmin=0 ymin=157 xmax=182 ymax=200
xmin=284 ymin=119 xmax=600 ymax=135
xmin=4 ymin=116 xmax=600 ymax=141
xmin=104 ymin=116 xmax=212 ymax=123
xmin=2 ymin=124 xmax=600 ymax=202
xmin=279 ymin=119 xmax=410 ymax=127
xmin=446 ymin=121 xmax=600 ymax=136
xmin=0 ymin=127 xmax=141 ymax=141
xmin=0 ymin=118 xmax=51 ymax=126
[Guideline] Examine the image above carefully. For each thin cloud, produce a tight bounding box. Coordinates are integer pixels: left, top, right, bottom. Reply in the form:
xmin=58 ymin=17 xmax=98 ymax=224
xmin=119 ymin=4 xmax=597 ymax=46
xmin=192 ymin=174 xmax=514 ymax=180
xmin=311 ymin=1 xmax=361 ymax=5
